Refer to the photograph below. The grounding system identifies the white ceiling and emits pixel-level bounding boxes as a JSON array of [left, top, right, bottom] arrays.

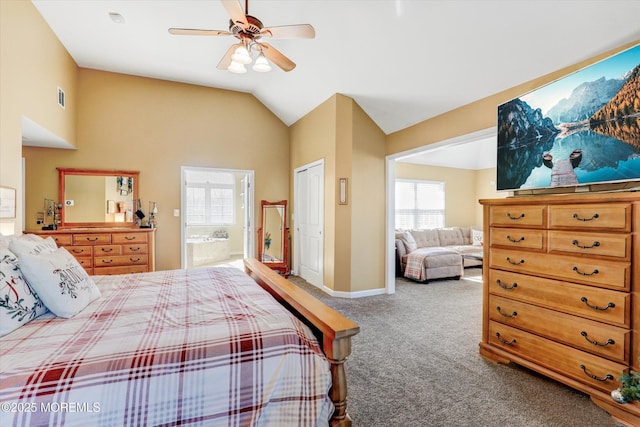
[[30, 0, 640, 168]]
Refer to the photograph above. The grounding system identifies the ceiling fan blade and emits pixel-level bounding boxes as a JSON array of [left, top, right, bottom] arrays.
[[220, 0, 248, 29], [259, 42, 296, 72], [169, 28, 231, 36], [217, 43, 242, 70], [260, 24, 315, 39]]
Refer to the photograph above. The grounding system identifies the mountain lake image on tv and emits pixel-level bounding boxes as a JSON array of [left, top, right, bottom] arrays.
[[497, 44, 640, 192]]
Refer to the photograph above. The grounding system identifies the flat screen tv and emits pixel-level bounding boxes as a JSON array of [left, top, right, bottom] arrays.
[[496, 44, 640, 192]]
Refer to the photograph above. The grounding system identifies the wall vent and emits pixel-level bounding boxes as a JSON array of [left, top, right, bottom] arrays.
[[57, 87, 65, 109]]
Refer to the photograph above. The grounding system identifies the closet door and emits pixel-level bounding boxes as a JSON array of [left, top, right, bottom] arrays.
[[296, 161, 324, 288]]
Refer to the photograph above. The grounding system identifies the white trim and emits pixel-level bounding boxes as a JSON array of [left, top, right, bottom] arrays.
[[385, 127, 496, 295], [319, 286, 387, 299]]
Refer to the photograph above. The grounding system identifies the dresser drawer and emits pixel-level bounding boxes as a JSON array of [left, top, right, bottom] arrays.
[[73, 233, 111, 245], [94, 254, 148, 268], [490, 248, 630, 290], [94, 265, 148, 275], [489, 269, 630, 327], [94, 245, 122, 256], [44, 234, 72, 246], [66, 245, 93, 258], [121, 243, 148, 255], [549, 230, 631, 259], [111, 232, 148, 244], [489, 321, 626, 394], [490, 205, 547, 228], [549, 203, 631, 231], [490, 228, 545, 250], [74, 257, 93, 269], [489, 295, 629, 363]]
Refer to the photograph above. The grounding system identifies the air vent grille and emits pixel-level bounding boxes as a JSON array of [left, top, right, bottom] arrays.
[[57, 87, 65, 109]]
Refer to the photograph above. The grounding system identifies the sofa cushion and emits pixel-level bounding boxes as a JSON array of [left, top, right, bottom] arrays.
[[410, 229, 440, 248], [437, 228, 465, 246], [396, 231, 418, 253]]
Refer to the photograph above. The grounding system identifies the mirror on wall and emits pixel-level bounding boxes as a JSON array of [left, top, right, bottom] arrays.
[[257, 200, 289, 276], [58, 168, 139, 228]]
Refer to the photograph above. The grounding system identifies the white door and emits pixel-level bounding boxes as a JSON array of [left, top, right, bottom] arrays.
[[295, 161, 324, 287]]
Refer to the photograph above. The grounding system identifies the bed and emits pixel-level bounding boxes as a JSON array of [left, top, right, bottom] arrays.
[[0, 253, 359, 427]]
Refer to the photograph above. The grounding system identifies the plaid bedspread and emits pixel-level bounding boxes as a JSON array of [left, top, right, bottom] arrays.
[[0, 267, 332, 427]]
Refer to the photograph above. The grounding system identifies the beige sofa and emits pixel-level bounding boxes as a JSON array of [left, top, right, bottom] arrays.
[[395, 226, 483, 282]]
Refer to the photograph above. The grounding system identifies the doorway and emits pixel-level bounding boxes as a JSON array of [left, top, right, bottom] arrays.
[[180, 167, 254, 269], [294, 160, 324, 287]]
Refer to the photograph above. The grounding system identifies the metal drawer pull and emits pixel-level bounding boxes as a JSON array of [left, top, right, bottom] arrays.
[[506, 257, 525, 265], [496, 279, 517, 290], [573, 213, 599, 221], [130, 258, 141, 262], [101, 248, 113, 252], [101, 259, 113, 264], [125, 236, 136, 240], [580, 331, 615, 347], [72, 249, 84, 254], [572, 239, 600, 249], [496, 306, 517, 318], [495, 332, 516, 345], [580, 297, 615, 311], [86, 237, 99, 242], [579, 364, 613, 382], [129, 247, 141, 252], [506, 235, 525, 243], [506, 212, 525, 220], [573, 266, 599, 276]]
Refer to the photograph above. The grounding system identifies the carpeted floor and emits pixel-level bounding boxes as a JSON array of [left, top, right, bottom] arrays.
[[289, 268, 623, 427]]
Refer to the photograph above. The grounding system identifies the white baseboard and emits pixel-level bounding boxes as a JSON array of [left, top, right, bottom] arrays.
[[320, 285, 386, 299]]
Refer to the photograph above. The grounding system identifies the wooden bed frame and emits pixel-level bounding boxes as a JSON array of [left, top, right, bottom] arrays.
[[244, 258, 360, 427]]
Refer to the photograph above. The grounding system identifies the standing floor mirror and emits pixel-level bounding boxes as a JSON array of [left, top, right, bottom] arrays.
[[257, 200, 289, 276]]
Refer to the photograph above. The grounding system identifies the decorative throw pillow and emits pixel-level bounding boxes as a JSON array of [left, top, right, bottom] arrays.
[[398, 231, 418, 253], [0, 248, 48, 336], [9, 234, 58, 259], [18, 247, 101, 318], [472, 229, 484, 246]]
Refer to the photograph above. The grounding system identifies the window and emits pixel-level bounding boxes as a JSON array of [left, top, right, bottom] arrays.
[[185, 169, 235, 225], [395, 179, 445, 229]]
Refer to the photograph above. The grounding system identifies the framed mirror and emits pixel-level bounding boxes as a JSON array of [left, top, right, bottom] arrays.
[[58, 168, 139, 228], [257, 200, 289, 276]]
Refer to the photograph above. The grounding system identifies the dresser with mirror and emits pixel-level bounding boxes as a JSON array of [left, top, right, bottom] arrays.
[[28, 168, 156, 275]]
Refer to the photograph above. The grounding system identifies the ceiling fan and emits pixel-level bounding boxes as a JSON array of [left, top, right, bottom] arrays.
[[168, 0, 315, 73]]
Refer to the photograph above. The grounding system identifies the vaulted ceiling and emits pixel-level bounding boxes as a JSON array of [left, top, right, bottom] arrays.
[[31, 0, 640, 168]]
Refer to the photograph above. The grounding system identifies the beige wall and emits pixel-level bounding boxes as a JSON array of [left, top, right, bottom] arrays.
[[395, 163, 504, 227], [0, 1, 77, 233], [23, 69, 289, 271], [290, 94, 386, 293]]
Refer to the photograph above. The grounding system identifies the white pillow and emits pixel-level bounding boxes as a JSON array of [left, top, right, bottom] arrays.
[[18, 247, 101, 318], [0, 248, 48, 336], [9, 234, 58, 258], [472, 229, 484, 246]]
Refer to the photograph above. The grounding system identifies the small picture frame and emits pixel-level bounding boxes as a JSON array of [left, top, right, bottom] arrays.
[[106, 200, 116, 214], [338, 178, 348, 205], [0, 186, 16, 219]]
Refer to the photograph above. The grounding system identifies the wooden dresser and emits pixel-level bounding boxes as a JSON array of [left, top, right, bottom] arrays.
[[28, 228, 156, 275], [480, 192, 639, 426]]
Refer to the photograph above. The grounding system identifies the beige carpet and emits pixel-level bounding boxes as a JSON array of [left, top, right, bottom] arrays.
[[289, 268, 623, 427]]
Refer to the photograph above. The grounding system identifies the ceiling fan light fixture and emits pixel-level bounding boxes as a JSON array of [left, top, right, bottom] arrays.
[[227, 60, 247, 74], [252, 54, 271, 72], [231, 45, 252, 65]]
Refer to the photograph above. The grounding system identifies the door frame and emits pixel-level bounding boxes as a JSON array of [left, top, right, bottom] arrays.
[[293, 159, 324, 283], [180, 166, 255, 269]]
